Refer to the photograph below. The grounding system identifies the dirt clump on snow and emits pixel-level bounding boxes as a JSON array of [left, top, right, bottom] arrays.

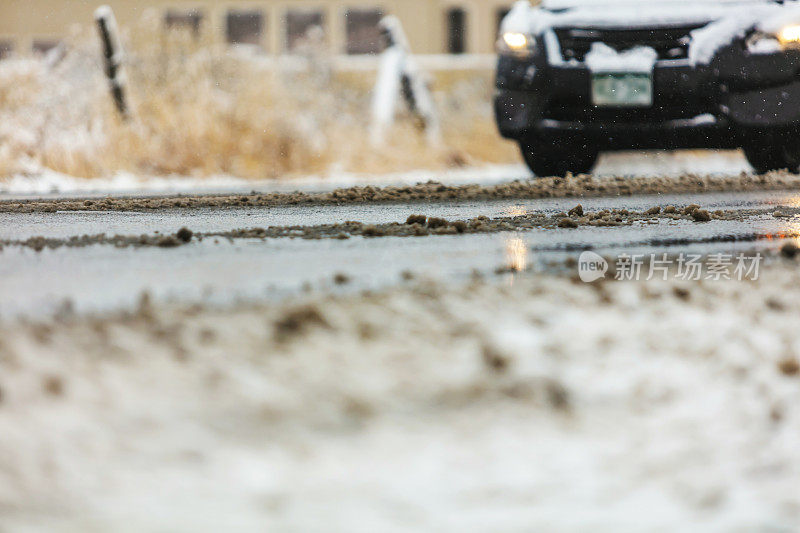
[[405, 214, 427, 225], [42, 375, 65, 397], [673, 286, 691, 301], [176, 227, 194, 243], [558, 218, 579, 228], [778, 357, 800, 376], [568, 204, 584, 217], [780, 241, 800, 259], [156, 235, 182, 248], [361, 225, 385, 237], [426, 217, 449, 229], [273, 304, 330, 342], [691, 209, 712, 222], [481, 344, 511, 374]]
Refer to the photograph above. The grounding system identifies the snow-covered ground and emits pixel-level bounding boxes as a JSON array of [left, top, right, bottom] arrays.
[[0, 150, 753, 198], [1, 265, 799, 531], [0, 164, 529, 198]]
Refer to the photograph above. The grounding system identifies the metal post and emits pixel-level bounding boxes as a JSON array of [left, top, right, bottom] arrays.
[[95, 5, 129, 118], [371, 16, 441, 146]]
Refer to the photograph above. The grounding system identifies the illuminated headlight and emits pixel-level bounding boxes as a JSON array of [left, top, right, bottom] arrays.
[[747, 26, 800, 54], [778, 25, 800, 47], [498, 32, 536, 57]]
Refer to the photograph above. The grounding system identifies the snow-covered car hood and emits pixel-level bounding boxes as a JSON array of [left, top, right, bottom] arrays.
[[527, 1, 777, 30], [501, 0, 800, 65]]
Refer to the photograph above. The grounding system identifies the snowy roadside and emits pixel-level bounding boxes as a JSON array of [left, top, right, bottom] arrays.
[[0, 164, 529, 199], [0, 151, 753, 199], [1, 263, 799, 531]]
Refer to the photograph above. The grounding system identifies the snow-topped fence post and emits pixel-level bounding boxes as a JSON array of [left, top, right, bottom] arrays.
[[95, 5, 129, 118], [370, 16, 441, 146]]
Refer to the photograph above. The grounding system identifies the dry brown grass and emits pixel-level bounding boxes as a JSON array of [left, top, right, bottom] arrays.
[[0, 18, 516, 181]]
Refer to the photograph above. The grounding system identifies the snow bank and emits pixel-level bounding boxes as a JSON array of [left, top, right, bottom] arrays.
[[0, 164, 532, 198], [2, 266, 800, 530]]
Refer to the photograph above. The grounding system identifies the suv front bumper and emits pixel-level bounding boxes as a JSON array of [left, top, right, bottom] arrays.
[[495, 53, 800, 150]]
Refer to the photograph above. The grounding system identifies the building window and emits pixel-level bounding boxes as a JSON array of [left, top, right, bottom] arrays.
[[165, 9, 204, 35], [0, 41, 13, 60], [285, 10, 326, 53], [446, 7, 467, 54], [496, 7, 511, 35], [226, 10, 264, 46], [32, 40, 60, 55], [345, 9, 384, 55]]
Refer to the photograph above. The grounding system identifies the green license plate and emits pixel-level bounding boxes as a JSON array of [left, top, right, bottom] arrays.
[[591, 73, 653, 107]]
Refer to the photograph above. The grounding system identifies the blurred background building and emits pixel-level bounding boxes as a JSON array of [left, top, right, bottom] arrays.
[[0, 0, 519, 59]]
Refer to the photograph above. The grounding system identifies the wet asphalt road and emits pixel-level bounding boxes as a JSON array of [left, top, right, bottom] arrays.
[[2, 187, 800, 319]]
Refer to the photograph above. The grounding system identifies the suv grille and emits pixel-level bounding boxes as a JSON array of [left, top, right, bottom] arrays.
[[554, 25, 708, 62]]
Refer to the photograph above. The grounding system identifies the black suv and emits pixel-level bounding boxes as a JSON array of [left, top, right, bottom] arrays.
[[494, 0, 800, 176]]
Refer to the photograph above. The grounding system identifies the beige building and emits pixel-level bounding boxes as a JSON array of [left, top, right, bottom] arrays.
[[0, 0, 517, 59]]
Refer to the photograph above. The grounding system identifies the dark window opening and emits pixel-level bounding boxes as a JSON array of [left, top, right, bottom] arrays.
[[345, 9, 384, 55], [32, 40, 60, 55], [496, 7, 511, 35], [165, 9, 204, 34], [226, 10, 264, 46], [0, 41, 13, 60], [286, 10, 326, 53], [447, 7, 467, 54]]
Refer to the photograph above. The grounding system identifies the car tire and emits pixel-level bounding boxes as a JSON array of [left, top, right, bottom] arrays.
[[743, 138, 800, 175], [519, 139, 598, 177]]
